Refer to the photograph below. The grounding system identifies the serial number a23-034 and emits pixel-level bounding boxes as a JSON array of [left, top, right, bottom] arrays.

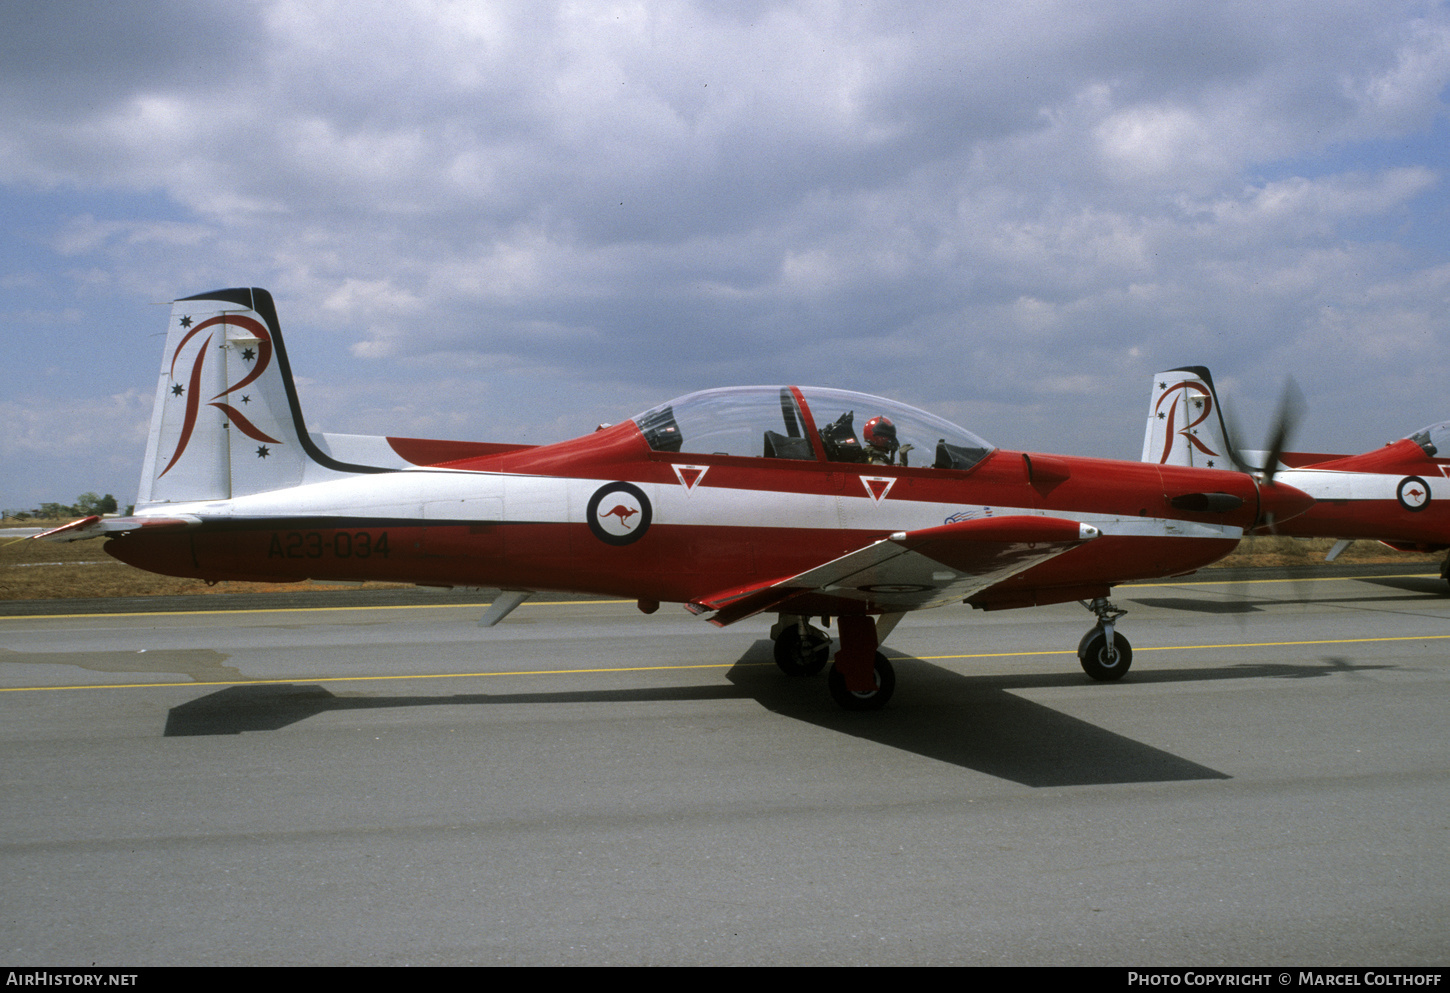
[[267, 530, 391, 560]]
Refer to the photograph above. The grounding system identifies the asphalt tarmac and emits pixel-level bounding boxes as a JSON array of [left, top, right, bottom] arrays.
[[1, 569, 1447, 966]]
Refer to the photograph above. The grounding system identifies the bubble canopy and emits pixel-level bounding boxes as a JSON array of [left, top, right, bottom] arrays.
[[1410, 421, 1450, 457], [631, 386, 995, 471]]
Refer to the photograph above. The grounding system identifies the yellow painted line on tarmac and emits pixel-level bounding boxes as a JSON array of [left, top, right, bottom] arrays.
[[0, 598, 636, 621]]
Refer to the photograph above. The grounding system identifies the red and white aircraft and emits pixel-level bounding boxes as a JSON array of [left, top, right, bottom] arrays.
[[38, 290, 1314, 709], [1144, 366, 1450, 579]]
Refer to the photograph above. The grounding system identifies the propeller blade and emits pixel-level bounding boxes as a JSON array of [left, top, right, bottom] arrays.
[[1220, 400, 1252, 473], [1260, 378, 1306, 484], [1253, 377, 1308, 533]]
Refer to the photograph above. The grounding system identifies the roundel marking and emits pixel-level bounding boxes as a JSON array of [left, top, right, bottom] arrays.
[[587, 481, 653, 545], [1397, 475, 1431, 512]]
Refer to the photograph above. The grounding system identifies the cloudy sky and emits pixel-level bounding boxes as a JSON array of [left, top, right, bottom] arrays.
[[2, 0, 1448, 512]]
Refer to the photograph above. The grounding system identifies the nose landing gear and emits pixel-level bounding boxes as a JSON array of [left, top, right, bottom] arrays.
[[1078, 597, 1131, 681]]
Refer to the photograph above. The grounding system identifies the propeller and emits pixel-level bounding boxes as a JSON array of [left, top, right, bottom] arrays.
[[1256, 378, 1307, 486], [1220, 377, 1307, 527], [1211, 378, 1312, 627]]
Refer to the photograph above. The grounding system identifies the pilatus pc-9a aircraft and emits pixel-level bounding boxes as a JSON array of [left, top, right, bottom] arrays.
[[38, 289, 1314, 709], [1144, 366, 1450, 584]]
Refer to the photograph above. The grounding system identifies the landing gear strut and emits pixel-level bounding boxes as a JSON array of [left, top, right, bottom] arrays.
[[1078, 596, 1132, 681], [827, 614, 895, 710]]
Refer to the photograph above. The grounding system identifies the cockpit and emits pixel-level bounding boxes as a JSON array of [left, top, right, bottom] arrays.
[[631, 386, 994, 471], [1410, 421, 1450, 457]]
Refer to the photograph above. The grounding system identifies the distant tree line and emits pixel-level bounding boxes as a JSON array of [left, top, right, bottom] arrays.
[[3, 493, 132, 521]]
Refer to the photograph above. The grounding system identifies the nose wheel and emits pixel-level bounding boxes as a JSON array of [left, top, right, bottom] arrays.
[[1078, 627, 1132, 680], [1078, 597, 1132, 681]]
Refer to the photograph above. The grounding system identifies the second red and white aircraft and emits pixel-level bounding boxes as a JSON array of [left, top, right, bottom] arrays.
[[1144, 366, 1450, 582]]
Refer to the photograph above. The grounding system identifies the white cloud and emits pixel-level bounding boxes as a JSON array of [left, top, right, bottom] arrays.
[[2, 0, 1450, 506]]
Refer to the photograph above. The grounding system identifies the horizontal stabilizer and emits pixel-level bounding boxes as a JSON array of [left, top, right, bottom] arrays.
[[689, 515, 1098, 626], [32, 515, 200, 543]]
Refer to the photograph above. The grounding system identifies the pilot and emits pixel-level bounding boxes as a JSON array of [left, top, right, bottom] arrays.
[[864, 416, 900, 465], [864, 415, 917, 467]]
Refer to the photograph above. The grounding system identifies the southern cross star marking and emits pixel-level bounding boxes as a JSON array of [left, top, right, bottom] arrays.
[[1158, 381, 1165, 389], [179, 316, 192, 328], [256, 446, 270, 459], [1158, 412, 1165, 419], [242, 347, 255, 361], [171, 384, 184, 397], [241, 395, 251, 404], [1207, 460, 1216, 467]]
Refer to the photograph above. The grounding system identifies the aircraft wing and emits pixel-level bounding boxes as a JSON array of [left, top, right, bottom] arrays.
[[687, 515, 1099, 626]]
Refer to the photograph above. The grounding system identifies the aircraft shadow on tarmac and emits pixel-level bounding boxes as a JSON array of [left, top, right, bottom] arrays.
[[163, 641, 1390, 788], [1129, 575, 1450, 615]]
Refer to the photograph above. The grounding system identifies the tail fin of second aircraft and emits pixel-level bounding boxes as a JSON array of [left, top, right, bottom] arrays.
[[136, 287, 391, 507], [1141, 366, 1240, 470]]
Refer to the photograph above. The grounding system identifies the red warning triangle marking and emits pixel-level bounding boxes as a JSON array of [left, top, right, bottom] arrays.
[[673, 464, 710, 491], [861, 476, 895, 502]]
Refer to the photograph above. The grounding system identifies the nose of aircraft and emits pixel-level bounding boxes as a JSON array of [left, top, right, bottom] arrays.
[[1256, 478, 1315, 528]]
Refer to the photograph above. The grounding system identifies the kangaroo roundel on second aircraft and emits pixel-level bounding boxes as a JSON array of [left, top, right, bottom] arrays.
[[588, 482, 653, 545]]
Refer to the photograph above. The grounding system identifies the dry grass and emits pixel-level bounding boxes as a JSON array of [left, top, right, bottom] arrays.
[[1208, 535, 1441, 570], [2, 517, 1442, 601]]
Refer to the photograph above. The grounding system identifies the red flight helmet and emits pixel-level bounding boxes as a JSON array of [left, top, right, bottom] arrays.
[[864, 415, 898, 450]]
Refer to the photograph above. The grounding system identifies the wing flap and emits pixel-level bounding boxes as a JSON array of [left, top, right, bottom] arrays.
[[690, 515, 1099, 626]]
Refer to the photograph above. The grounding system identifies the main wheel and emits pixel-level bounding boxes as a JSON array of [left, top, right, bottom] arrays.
[[774, 625, 831, 676], [1078, 628, 1132, 681], [828, 652, 896, 710]]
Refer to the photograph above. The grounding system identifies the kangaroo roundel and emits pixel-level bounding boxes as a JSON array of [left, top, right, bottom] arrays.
[[588, 482, 653, 545], [1397, 475, 1431, 511]]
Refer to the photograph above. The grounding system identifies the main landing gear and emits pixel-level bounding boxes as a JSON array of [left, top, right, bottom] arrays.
[[1078, 596, 1132, 681], [769, 616, 831, 676], [770, 613, 898, 710], [769, 598, 1134, 710]]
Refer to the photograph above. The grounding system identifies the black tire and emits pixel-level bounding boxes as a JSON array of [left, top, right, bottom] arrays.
[[828, 652, 896, 710], [1078, 628, 1132, 681], [774, 626, 831, 676]]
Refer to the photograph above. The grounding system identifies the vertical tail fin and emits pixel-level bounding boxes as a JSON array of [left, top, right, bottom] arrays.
[[1142, 366, 1238, 469], [137, 287, 388, 508]]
